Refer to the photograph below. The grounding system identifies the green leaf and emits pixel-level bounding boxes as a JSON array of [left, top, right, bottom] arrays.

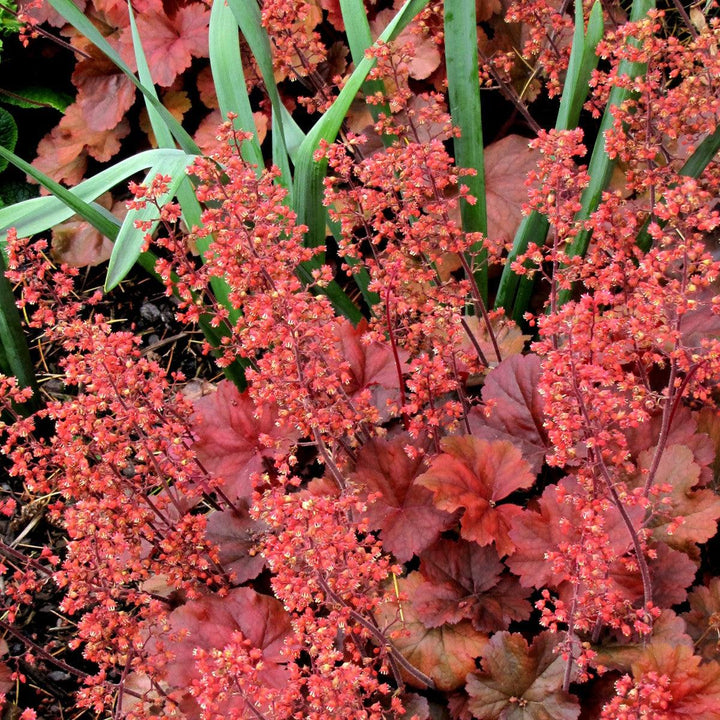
[[678, 123, 720, 180], [555, 0, 603, 131], [209, 0, 264, 169], [557, 0, 655, 306], [0, 149, 193, 239], [0, 251, 38, 403], [126, 2, 205, 278], [0, 179, 37, 209], [294, 0, 430, 251], [289, 0, 428, 320], [225, 0, 304, 193], [0, 86, 73, 112], [339, 0, 392, 123], [0, 107, 18, 173], [106, 153, 196, 290], [0, 144, 120, 241], [445, 0, 487, 301], [128, 2, 174, 150], [495, 0, 605, 319]]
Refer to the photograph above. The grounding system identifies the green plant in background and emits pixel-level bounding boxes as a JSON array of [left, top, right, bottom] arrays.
[[0, 1, 19, 49]]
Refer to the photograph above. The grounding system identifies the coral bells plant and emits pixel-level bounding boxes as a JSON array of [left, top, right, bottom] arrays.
[[0, 0, 720, 718]]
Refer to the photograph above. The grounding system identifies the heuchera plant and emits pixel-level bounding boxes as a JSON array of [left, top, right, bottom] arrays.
[[0, 0, 719, 718]]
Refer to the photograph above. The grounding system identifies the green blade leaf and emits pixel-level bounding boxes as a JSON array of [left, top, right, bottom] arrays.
[[494, 211, 549, 319], [0, 149, 194, 239], [556, 0, 655, 306], [294, 0, 430, 250], [495, 0, 605, 318], [210, 0, 264, 169], [445, 0, 487, 301], [106, 154, 196, 290], [339, 0, 392, 123], [126, 1, 207, 281], [556, 0, 604, 131], [225, 0, 305, 191], [289, 0, 428, 320], [0, 251, 38, 402], [128, 2, 174, 150], [0, 144, 120, 240]]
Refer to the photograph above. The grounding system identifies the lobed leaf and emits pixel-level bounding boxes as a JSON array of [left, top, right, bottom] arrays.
[[47, 0, 200, 154], [190, 381, 300, 501], [684, 578, 720, 661], [159, 587, 294, 689], [638, 444, 720, 552], [626, 643, 720, 720], [479, 353, 548, 472], [507, 479, 645, 590], [415, 539, 531, 631], [334, 318, 406, 421], [350, 434, 457, 562], [592, 609, 693, 672], [417, 436, 535, 556], [466, 631, 580, 720], [375, 571, 489, 691], [204, 501, 267, 583]]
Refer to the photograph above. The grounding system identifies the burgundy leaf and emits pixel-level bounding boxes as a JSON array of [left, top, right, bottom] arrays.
[[466, 631, 580, 720], [191, 380, 299, 501], [415, 539, 531, 631], [351, 434, 456, 561], [204, 502, 267, 583]]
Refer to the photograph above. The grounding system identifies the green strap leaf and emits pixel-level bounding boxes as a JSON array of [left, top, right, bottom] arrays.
[[495, 0, 606, 318], [289, 0, 429, 321], [209, 0, 265, 169], [339, 0, 392, 123], [556, 0, 655, 306], [126, 2, 202, 237], [294, 0, 430, 251], [128, 2, 174, 150], [556, 0, 604, 131], [0, 149, 194, 239], [225, 0, 305, 194], [106, 153, 196, 290], [445, 0, 488, 302], [0, 144, 121, 241], [0, 251, 38, 403]]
